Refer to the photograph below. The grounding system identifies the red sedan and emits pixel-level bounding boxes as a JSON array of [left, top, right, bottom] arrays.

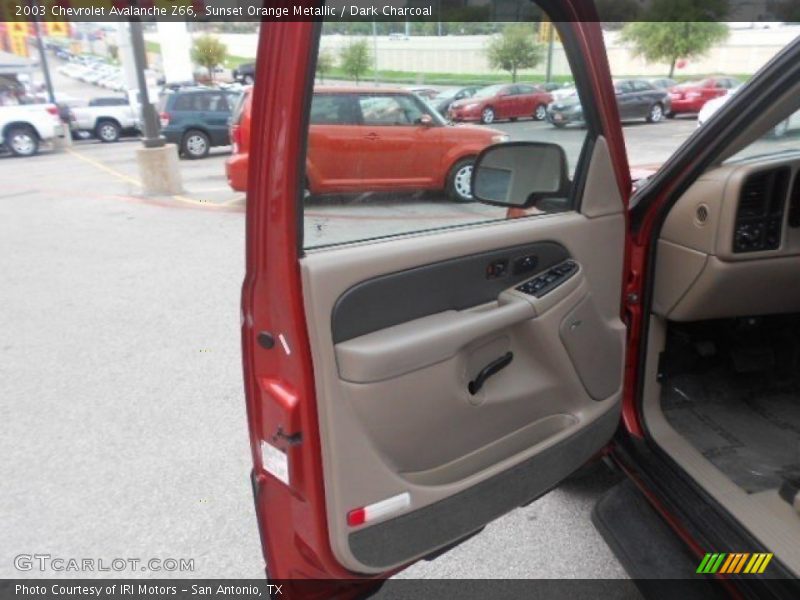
[[668, 76, 740, 116], [448, 83, 553, 124]]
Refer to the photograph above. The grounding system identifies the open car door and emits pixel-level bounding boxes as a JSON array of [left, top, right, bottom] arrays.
[[242, 2, 631, 594]]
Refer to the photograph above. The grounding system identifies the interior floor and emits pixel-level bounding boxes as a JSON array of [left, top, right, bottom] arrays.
[[659, 316, 800, 495]]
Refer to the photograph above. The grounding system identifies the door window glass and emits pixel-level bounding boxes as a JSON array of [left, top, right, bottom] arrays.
[[207, 94, 228, 112], [172, 94, 195, 111], [302, 14, 591, 249], [614, 81, 633, 94], [359, 95, 425, 126], [310, 94, 359, 125]]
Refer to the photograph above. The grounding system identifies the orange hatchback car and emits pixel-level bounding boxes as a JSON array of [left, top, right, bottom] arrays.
[[226, 87, 509, 202]]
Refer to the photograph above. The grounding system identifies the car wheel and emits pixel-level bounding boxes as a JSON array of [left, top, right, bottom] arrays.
[[243, 75, 255, 85], [646, 103, 664, 123], [551, 121, 567, 129], [534, 104, 547, 121], [181, 130, 210, 159], [95, 120, 120, 143], [6, 125, 39, 157], [480, 107, 495, 124], [771, 119, 790, 138], [447, 158, 475, 203]]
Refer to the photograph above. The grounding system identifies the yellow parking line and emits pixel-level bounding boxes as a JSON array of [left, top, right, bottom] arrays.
[[67, 147, 141, 187], [221, 195, 246, 207], [67, 147, 215, 207]]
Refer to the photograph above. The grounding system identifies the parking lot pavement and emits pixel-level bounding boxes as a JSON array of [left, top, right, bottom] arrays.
[[69, 138, 241, 207], [0, 172, 262, 579]]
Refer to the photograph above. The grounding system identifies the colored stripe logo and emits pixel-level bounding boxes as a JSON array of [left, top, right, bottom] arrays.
[[697, 552, 773, 574]]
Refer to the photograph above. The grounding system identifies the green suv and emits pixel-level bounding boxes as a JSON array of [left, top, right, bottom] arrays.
[[157, 88, 241, 159]]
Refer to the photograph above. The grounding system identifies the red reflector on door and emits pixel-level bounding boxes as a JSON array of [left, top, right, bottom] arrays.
[[347, 492, 411, 527], [346, 508, 366, 527]]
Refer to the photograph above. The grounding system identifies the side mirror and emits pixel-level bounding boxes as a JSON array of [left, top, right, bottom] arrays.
[[471, 142, 570, 209], [418, 114, 434, 126]]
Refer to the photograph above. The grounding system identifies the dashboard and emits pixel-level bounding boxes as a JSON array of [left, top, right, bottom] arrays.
[[653, 154, 800, 321]]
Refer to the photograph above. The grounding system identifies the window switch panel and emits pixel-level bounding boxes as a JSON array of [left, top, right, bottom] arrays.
[[515, 260, 578, 298]]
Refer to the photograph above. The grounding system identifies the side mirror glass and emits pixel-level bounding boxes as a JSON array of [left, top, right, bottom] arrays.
[[471, 142, 570, 209]]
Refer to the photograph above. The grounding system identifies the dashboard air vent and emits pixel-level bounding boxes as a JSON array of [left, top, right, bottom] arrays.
[[789, 172, 800, 228], [733, 167, 790, 253]]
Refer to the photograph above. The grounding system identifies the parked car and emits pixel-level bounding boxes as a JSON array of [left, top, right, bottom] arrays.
[[550, 85, 578, 100], [448, 83, 554, 124], [157, 88, 241, 158], [698, 85, 800, 137], [0, 103, 63, 156], [69, 96, 139, 143], [668, 76, 741, 116], [540, 81, 566, 92], [547, 78, 670, 127], [53, 95, 87, 136], [53, 47, 72, 61], [226, 86, 509, 201], [646, 77, 678, 90], [406, 87, 439, 100], [232, 62, 255, 85], [429, 86, 481, 116]]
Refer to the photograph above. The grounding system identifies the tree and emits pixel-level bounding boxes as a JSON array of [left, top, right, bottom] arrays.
[[191, 35, 228, 82], [316, 50, 335, 83], [619, 0, 730, 78], [620, 22, 729, 78], [106, 43, 119, 62], [339, 40, 371, 84], [485, 24, 544, 82]]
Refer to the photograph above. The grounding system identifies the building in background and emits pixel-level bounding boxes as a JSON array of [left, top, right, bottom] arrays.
[[0, 21, 71, 58]]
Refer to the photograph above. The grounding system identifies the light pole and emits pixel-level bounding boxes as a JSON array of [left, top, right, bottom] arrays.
[[128, 18, 164, 148], [372, 20, 378, 84], [30, 1, 55, 103]]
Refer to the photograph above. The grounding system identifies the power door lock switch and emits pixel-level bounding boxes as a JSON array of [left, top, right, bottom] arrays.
[[486, 258, 509, 279], [513, 255, 538, 275]]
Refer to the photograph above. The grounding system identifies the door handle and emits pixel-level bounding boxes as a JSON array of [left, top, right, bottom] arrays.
[[364, 132, 379, 140], [469, 352, 513, 395]]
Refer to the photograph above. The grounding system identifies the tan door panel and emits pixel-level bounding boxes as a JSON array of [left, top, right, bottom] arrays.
[[300, 138, 626, 574]]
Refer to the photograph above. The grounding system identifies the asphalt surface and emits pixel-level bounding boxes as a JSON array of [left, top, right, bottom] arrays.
[[0, 67, 701, 586]]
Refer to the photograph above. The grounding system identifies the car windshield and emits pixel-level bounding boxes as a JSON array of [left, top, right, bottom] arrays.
[[473, 85, 505, 98]]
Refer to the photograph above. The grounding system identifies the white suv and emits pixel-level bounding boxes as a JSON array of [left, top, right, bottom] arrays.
[[0, 104, 64, 157]]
